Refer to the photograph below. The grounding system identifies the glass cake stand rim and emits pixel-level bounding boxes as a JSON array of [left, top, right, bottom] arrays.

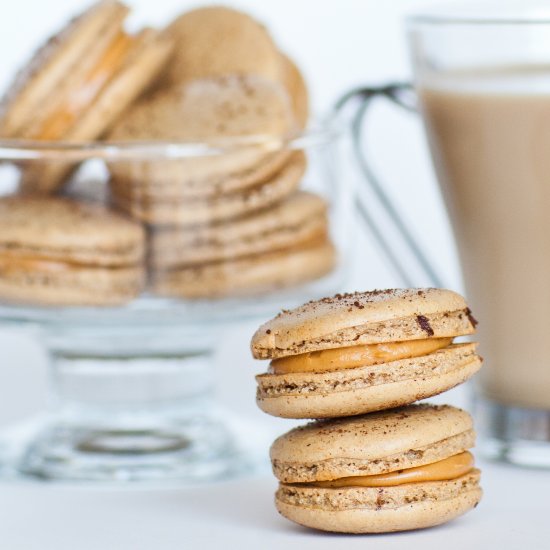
[[0, 116, 346, 161]]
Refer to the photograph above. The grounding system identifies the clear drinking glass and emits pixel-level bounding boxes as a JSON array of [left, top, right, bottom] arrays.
[[351, 3, 550, 467], [0, 119, 355, 481]]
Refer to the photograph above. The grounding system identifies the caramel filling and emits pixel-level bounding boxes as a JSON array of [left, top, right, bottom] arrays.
[[0, 254, 127, 272], [308, 452, 474, 488], [270, 337, 453, 374], [33, 31, 134, 140]]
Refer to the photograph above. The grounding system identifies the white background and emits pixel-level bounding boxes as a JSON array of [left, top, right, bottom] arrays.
[[0, 1, 547, 549]]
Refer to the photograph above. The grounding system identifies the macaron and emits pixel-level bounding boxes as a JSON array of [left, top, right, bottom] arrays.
[[107, 74, 297, 225], [112, 150, 305, 227], [151, 238, 336, 300], [110, 148, 293, 201], [252, 288, 481, 418], [157, 6, 308, 128], [149, 191, 328, 268], [160, 6, 281, 86], [0, 197, 145, 306], [0, 0, 172, 193], [271, 404, 482, 533], [159, 7, 308, 129]]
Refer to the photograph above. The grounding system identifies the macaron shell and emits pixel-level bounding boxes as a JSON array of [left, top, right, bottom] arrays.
[[275, 470, 482, 533], [112, 151, 306, 227], [161, 6, 281, 85], [252, 289, 476, 359], [149, 191, 328, 268], [151, 239, 336, 299], [254, 309, 476, 360], [109, 149, 293, 200], [108, 74, 294, 141], [0, 196, 145, 306], [0, 197, 145, 266], [256, 343, 482, 419], [107, 74, 296, 211], [280, 53, 309, 129], [0, 263, 144, 307], [0, 0, 129, 138], [270, 404, 474, 483]]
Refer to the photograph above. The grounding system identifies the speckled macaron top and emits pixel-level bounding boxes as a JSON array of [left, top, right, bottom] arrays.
[[161, 6, 281, 86], [108, 73, 295, 141], [0, 196, 145, 266], [270, 404, 475, 483], [251, 288, 476, 359]]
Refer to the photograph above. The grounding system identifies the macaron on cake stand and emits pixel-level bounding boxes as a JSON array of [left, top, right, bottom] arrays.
[[0, 122, 354, 481]]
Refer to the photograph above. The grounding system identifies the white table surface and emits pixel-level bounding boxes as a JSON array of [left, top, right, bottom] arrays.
[[0, 459, 547, 550]]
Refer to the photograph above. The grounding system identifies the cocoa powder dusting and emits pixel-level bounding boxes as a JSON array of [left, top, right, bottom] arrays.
[[416, 315, 435, 336], [465, 308, 478, 328]]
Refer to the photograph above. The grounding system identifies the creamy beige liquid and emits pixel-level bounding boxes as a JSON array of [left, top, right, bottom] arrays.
[[420, 69, 550, 409]]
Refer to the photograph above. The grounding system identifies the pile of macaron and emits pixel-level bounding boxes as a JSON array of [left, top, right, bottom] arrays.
[[0, 1, 334, 307], [251, 288, 483, 533]]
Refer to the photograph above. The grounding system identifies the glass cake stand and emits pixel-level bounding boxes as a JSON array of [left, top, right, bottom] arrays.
[[0, 118, 356, 481]]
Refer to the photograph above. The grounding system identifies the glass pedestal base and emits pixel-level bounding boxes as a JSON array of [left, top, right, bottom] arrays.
[[0, 277, 352, 482], [475, 397, 550, 468], [0, 324, 264, 482], [17, 411, 251, 482]]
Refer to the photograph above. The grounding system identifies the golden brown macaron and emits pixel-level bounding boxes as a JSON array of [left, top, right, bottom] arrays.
[[160, 6, 281, 86], [159, 7, 309, 128], [148, 191, 335, 299], [0, 196, 145, 306], [271, 404, 482, 533], [108, 74, 299, 226], [105, 10, 308, 226], [151, 238, 336, 300], [111, 151, 306, 227], [252, 288, 481, 418], [0, 0, 172, 194], [148, 191, 328, 268], [109, 148, 293, 201], [0, 1, 129, 139]]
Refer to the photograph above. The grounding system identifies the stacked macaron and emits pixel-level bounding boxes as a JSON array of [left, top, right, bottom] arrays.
[[106, 6, 335, 298], [0, 197, 145, 306], [251, 288, 483, 533]]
